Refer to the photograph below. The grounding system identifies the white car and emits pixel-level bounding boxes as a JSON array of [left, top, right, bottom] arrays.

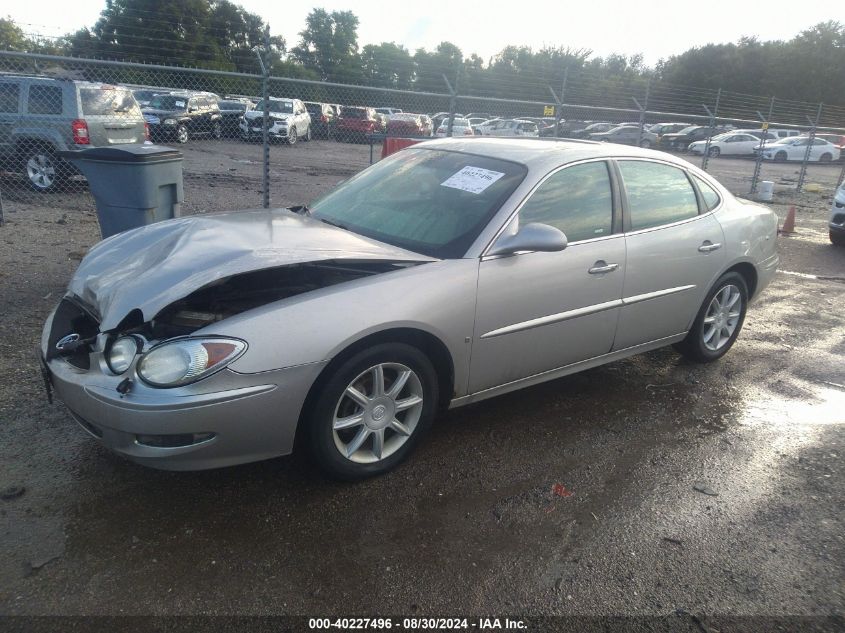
[[474, 119, 503, 135], [758, 137, 840, 162], [688, 132, 775, 157], [486, 119, 539, 138], [831, 180, 845, 246], [435, 118, 476, 137], [240, 97, 312, 144]]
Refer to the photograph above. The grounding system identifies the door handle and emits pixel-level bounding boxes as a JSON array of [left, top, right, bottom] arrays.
[[698, 241, 722, 253], [588, 262, 619, 274]]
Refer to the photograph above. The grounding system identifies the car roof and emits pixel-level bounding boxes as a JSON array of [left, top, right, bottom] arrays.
[[412, 137, 686, 170]]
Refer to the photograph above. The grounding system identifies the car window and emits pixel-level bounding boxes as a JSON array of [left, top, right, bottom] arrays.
[[813, 139, 827, 146], [27, 85, 63, 115], [0, 82, 20, 113], [619, 161, 699, 231], [518, 161, 613, 243], [80, 88, 139, 116], [692, 174, 720, 211], [309, 148, 527, 259]]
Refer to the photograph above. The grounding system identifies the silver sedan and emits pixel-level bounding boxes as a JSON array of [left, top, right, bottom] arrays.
[[40, 138, 779, 479]]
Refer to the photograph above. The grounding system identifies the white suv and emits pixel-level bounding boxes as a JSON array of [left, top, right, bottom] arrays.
[[240, 97, 311, 144]]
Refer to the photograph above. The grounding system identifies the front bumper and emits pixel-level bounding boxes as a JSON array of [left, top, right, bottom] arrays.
[[41, 308, 326, 471], [240, 120, 290, 139]]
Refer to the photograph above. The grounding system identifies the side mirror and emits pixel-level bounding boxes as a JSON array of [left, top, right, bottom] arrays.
[[488, 222, 568, 256]]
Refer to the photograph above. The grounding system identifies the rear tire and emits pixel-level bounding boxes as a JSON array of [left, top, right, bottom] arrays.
[[639, 139, 652, 149], [306, 343, 438, 480], [23, 146, 62, 193], [819, 153, 832, 163], [674, 272, 749, 363]]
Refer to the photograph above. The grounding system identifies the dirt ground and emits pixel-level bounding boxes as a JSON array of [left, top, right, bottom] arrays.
[[0, 139, 843, 629]]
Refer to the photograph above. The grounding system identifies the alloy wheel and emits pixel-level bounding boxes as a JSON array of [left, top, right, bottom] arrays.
[[332, 362, 424, 464], [26, 153, 56, 191], [702, 284, 743, 351]]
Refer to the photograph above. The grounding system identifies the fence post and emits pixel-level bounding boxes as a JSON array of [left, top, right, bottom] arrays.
[[750, 97, 775, 195], [443, 73, 458, 137], [0, 185, 4, 227], [796, 103, 823, 194], [253, 29, 271, 209], [556, 68, 568, 137], [636, 78, 650, 146], [700, 88, 721, 171]]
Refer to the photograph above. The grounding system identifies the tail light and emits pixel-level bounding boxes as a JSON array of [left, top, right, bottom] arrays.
[[72, 119, 90, 145], [144, 122, 150, 141]]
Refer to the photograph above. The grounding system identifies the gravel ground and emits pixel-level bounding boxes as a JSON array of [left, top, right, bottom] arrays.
[[0, 139, 843, 629]]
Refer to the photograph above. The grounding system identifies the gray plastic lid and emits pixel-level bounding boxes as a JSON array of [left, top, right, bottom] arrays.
[[60, 144, 182, 163]]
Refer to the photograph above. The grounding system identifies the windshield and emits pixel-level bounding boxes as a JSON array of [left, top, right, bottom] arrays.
[[81, 88, 140, 116], [677, 126, 699, 134], [148, 95, 189, 111], [132, 90, 157, 101], [342, 107, 370, 119], [254, 99, 293, 113], [309, 148, 527, 258], [586, 123, 608, 130]]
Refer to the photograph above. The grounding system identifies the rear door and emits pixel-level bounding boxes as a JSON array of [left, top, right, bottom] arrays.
[[613, 159, 725, 350], [470, 160, 625, 392], [0, 80, 21, 152], [79, 86, 146, 146]]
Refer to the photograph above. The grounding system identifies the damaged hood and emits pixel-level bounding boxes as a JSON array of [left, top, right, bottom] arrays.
[[69, 209, 435, 331]]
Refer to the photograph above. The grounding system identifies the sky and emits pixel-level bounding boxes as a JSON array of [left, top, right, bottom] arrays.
[[6, 0, 838, 66]]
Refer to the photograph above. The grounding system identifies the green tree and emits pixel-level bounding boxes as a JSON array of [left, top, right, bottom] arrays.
[[291, 9, 362, 83], [361, 42, 413, 89], [0, 16, 29, 51]]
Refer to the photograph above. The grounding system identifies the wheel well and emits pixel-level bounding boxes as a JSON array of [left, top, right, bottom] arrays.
[[725, 262, 758, 298], [295, 328, 456, 447], [15, 138, 57, 158]]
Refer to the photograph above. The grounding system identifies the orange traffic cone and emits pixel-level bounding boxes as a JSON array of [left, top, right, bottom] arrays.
[[779, 206, 796, 235]]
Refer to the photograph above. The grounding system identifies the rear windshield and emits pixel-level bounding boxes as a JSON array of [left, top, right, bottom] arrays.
[[81, 88, 140, 116], [148, 95, 189, 110], [342, 108, 369, 119], [254, 100, 293, 113], [309, 148, 527, 258], [219, 101, 248, 111]]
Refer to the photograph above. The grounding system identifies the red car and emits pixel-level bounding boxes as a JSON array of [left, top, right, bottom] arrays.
[[336, 106, 380, 142], [386, 113, 429, 137]]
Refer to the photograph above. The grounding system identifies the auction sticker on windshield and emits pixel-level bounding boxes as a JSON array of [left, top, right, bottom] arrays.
[[441, 166, 505, 194]]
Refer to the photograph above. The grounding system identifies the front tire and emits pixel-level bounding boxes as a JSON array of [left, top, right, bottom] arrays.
[[211, 121, 222, 139], [831, 230, 845, 246], [304, 125, 312, 141], [176, 125, 189, 144], [287, 127, 298, 145], [775, 151, 787, 162], [674, 272, 749, 363], [708, 146, 721, 157], [306, 343, 438, 480]]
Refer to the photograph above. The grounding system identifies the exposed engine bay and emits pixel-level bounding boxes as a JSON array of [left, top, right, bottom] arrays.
[[145, 259, 420, 338]]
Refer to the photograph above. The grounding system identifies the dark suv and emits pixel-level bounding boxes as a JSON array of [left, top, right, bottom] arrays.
[[0, 75, 147, 191], [304, 102, 335, 139], [143, 92, 223, 143], [217, 99, 254, 137]]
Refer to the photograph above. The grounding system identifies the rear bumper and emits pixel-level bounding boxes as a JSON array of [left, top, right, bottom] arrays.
[[755, 252, 779, 301]]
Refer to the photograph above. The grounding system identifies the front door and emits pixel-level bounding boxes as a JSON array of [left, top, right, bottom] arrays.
[[470, 160, 625, 393], [613, 160, 726, 350]]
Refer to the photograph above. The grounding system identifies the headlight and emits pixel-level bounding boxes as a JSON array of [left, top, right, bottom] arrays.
[[107, 336, 141, 374], [164, 118, 176, 125], [137, 338, 246, 388]]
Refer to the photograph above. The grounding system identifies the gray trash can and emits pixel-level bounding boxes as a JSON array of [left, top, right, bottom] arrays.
[[60, 144, 183, 238]]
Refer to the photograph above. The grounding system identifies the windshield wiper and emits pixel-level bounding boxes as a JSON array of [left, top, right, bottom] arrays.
[[288, 205, 310, 215]]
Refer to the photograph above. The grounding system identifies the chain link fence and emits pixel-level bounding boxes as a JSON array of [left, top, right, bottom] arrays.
[[1, 49, 843, 227]]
